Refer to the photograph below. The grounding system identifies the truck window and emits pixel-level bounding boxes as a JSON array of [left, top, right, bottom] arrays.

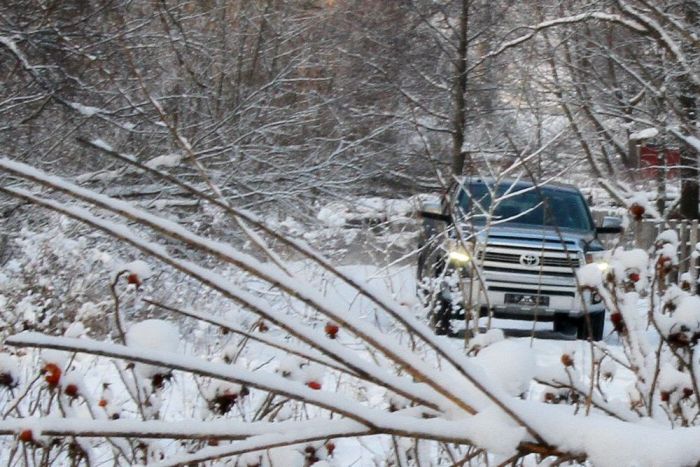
[[457, 182, 593, 231]]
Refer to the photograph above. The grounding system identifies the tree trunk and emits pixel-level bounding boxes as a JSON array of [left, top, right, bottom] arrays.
[[451, 0, 470, 176], [679, 0, 699, 219]]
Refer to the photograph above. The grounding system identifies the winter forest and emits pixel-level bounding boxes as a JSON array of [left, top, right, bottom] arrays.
[[1, 0, 700, 466]]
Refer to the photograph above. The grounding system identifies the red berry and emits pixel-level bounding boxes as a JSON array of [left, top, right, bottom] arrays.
[[683, 387, 694, 399], [304, 446, 319, 464], [629, 203, 645, 220], [326, 441, 336, 456], [629, 272, 640, 283], [661, 391, 671, 402], [98, 399, 108, 408], [324, 322, 339, 339], [43, 363, 61, 387], [127, 273, 141, 286], [560, 353, 574, 367], [19, 429, 33, 443], [307, 381, 322, 390], [610, 312, 625, 333], [64, 384, 79, 398]]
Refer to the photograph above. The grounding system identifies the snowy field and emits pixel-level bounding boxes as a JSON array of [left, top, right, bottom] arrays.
[[0, 190, 697, 466], [0, 255, 640, 466]]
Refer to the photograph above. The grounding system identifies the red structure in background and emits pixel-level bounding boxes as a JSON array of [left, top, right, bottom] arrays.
[[639, 144, 680, 179]]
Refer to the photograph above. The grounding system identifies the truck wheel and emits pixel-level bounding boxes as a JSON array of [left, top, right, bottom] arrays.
[[417, 252, 454, 336], [429, 296, 452, 336], [553, 315, 578, 338], [421, 277, 453, 336], [416, 220, 457, 336], [577, 311, 605, 341]]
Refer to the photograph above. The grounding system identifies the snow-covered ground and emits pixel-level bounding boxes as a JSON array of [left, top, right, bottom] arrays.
[[1, 255, 640, 466], [1, 185, 697, 466]]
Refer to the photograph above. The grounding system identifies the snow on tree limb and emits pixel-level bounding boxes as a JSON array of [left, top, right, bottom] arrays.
[[615, 0, 700, 87], [669, 128, 700, 153], [142, 298, 356, 375], [0, 416, 367, 441], [72, 141, 550, 442], [0, 183, 447, 413], [0, 157, 561, 444], [4, 155, 700, 464], [3, 2, 700, 465], [482, 12, 645, 61], [4, 332, 397, 426], [3, 333, 530, 454]]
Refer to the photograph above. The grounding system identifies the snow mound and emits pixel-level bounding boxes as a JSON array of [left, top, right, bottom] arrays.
[[629, 127, 659, 140], [468, 406, 526, 456], [475, 339, 535, 397], [70, 102, 102, 116], [145, 153, 182, 169], [467, 328, 504, 354], [122, 260, 152, 279], [657, 229, 679, 246], [612, 248, 648, 271], [64, 321, 86, 338], [126, 319, 179, 377], [577, 263, 603, 288], [317, 204, 348, 227]]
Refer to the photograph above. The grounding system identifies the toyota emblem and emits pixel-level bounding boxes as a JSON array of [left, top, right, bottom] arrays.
[[519, 254, 540, 267]]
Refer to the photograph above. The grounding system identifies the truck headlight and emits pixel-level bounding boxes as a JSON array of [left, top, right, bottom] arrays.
[[446, 240, 473, 267], [448, 248, 471, 265], [585, 251, 609, 271]]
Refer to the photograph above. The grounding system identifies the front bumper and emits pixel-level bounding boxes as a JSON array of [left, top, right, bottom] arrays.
[[456, 270, 604, 319]]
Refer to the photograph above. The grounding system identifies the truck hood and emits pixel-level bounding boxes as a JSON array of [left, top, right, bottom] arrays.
[[467, 224, 601, 252]]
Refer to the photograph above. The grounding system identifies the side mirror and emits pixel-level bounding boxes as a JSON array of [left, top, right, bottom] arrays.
[[419, 210, 452, 223], [596, 216, 623, 234], [418, 197, 452, 224]]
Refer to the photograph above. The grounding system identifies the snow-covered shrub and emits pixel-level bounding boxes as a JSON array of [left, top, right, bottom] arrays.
[[0, 217, 113, 340], [4, 159, 700, 466]]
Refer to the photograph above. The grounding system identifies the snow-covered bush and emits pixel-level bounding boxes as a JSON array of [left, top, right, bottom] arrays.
[[0, 218, 113, 340], [3, 158, 700, 466]]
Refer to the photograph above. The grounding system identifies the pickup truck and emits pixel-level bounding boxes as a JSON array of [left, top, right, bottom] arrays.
[[417, 178, 621, 341]]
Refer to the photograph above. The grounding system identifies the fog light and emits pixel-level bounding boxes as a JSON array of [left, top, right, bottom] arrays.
[[448, 249, 471, 265]]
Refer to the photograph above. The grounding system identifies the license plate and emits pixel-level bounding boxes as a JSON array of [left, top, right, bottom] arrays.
[[504, 293, 549, 307]]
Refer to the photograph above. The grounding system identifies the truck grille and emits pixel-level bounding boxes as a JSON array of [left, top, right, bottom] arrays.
[[477, 243, 581, 277], [480, 251, 580, 268]]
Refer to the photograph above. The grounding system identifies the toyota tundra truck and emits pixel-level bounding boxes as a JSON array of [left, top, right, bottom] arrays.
[[416, 177, 621, 341]]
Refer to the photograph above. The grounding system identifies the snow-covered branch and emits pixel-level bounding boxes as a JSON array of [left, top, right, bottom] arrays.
[[483, 12, 645, 61], [0, 157, 554, 444]]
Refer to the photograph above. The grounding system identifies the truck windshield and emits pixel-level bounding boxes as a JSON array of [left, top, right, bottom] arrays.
[[457, 182, 593, 231]]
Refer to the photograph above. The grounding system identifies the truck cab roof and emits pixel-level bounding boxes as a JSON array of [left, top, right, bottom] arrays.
[[454, 177, 581, 194]]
